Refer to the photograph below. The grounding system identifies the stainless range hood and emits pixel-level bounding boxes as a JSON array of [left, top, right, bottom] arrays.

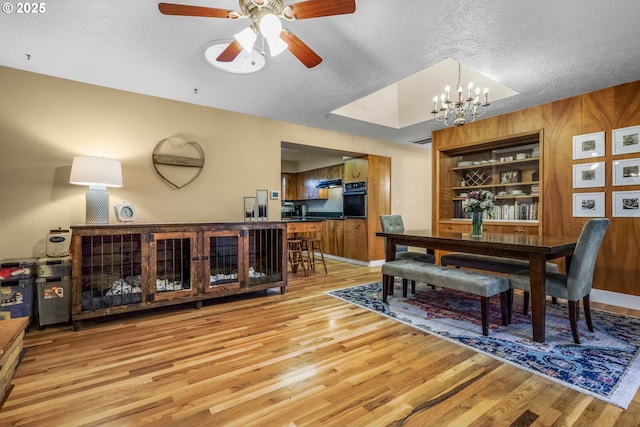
[[316, 179, 343, 189]]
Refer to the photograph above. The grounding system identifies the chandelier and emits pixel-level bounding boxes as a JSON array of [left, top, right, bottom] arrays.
[[431, 62, 490, 127]]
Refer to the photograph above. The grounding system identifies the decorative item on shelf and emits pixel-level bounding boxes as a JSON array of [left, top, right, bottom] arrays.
[[69, 156, 123, 224], [432, 62, 490, 127], [464, 169, 491, 187], [114, 202, 136, 223], [462, 189, 496, 237], [244, 196, 257, 221], [256, 189, 268, 221], [500, 170, 521, 184]]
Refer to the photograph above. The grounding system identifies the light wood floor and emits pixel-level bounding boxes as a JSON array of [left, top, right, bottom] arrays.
[[2, 259, 639, 426]]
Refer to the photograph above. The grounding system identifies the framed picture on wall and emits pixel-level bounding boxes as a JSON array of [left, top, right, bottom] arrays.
[[613, 125, 640, 155], [613, 158, 640, 186], [612, 190, 640, 217], [256, 189, 268, 221], [572, 192, 605, 217], [573, 162, 605, 188], [270, 190, 280, 200], [244, 197, 256, 222], [572, 131, 605, 159]]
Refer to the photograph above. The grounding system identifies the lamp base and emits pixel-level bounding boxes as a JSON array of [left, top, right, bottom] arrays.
[[86, 187, 110, 224]]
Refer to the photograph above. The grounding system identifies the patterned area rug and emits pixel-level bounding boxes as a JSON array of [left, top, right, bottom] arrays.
[[327, 281, 640, 409]]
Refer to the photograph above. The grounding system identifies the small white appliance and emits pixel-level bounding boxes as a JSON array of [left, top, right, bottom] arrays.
[[46, 229, 71, 257]]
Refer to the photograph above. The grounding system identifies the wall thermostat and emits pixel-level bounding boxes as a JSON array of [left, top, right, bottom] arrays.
[[114, 202, 136, 223]]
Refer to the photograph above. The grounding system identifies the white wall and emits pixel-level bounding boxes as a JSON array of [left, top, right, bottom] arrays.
[[0, 66, 431, 258]]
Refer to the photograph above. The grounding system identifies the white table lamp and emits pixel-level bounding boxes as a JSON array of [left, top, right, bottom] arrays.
[[70, 156, 123, 224]]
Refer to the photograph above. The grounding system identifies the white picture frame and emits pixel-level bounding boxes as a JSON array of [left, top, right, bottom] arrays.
[[613, 158, 640, 186], [612, 190, 640, 217], [572, 131, 605, 159], [573, 162, 605, 188], [270, 190, 280, 200], [572, 192, 605, 217], [613, 125, 640, 155]]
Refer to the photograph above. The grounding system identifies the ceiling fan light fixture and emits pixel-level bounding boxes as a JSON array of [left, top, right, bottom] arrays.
[[202, 41, 266, 74], [267, 35, 288, 56], [234, 26, 257, 52], [259, 13, 282, 38]]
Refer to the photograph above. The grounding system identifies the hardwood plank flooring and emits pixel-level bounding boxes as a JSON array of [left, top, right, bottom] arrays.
[[1, 259, 639, 426]]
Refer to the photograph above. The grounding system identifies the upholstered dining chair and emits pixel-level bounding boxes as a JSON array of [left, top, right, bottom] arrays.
[[380, 215, 435, 295], [379, 215, 435, 264], [508, 218, 610, 344]]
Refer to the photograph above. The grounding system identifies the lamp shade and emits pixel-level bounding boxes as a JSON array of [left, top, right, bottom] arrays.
[[70, 156, 122, 224], [69, 156, 122, 188]]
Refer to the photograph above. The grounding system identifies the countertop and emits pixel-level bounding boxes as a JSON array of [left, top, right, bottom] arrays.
[[281, 215, 346, 222]]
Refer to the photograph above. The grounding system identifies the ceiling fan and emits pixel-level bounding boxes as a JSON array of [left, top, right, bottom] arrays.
[[158, 0, 356, 68]]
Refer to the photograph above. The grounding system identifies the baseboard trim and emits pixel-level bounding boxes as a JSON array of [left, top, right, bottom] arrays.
[[591, 289, 640, 311]]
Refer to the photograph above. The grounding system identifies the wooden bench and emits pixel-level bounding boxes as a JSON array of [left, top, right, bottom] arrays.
[[381, 260, 509, 336], [440, 253, 560, 314]]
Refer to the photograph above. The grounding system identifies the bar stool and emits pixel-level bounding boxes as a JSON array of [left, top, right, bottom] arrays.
[[287, 238, 307, 276], [301, 236, 327, 274]]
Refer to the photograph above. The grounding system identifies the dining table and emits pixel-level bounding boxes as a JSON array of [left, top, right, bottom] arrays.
[[376, 228, 578, 343]]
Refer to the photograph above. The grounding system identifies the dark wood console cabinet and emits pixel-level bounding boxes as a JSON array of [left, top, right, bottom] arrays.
[[70, 222, 287, 329]]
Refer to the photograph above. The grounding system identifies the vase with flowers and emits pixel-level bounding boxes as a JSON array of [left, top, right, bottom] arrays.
[[462, 189, 497, 237]]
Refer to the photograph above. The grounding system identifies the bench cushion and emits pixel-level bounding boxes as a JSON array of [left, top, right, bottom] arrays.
[[395, 251, 436, 264], [382, 260, 509, 297], [440, 253, 559, 275]]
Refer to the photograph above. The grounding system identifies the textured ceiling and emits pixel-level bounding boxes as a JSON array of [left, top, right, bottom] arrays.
[[1, 0, 640, 147]]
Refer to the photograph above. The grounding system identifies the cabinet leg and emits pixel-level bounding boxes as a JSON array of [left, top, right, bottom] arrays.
[[194, 301, 203, 310], [72, 320, 83, 331], [280, 286, 286, 294]]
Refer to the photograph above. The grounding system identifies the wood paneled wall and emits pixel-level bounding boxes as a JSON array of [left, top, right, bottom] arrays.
[[433, 80, 640, 296]]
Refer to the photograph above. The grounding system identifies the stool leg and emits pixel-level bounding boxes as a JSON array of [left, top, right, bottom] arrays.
[[301, 239, 314, 272], [314, 240, 327, 274], [288, 241, 307, 276]]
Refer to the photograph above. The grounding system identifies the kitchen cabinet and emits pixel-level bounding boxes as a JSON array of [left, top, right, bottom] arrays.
[[286, 221, 322, 237], [322, 220, 344, 257], [281, 173, 297, 201], [70, 222, 287, 329], [294, 170, 328, 200], [344, 157, 368, 182], [343, 218, 368, 261], [282, 164, 343, 201], [321, 164, 344, 181]]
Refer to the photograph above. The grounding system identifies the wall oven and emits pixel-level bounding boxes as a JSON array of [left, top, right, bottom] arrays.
[[342, 181, 367, 218]]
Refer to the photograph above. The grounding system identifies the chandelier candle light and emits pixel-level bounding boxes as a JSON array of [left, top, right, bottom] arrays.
[[432, 62, 490, 127], [462, 189, 496, 237]]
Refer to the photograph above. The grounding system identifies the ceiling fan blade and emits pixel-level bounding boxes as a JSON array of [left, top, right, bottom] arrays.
[[158, 2, 230, 18], [285, 0, 356, 19], [280, 31, 322, 68], [216, 40, 243, 62]]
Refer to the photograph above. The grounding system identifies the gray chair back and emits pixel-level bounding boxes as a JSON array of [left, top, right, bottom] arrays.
[[567, 218, 610, 301], [380, 215, 405, 234], [380, 215, 409, 253]]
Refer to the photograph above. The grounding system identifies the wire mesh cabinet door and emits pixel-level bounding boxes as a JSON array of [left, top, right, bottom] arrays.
[[203, 229, 243, 294], [72, 232, 145, 321], [148, 231, 200, 302]]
